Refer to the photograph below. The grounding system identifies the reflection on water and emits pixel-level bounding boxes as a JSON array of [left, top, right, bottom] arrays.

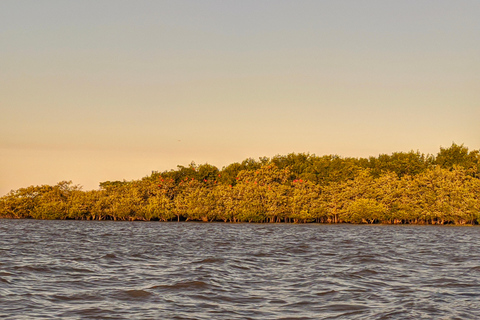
[[1, 220, 479, 319]]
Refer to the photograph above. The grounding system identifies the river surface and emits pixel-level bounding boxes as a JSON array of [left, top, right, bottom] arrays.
[[0, 220, 479, 319]]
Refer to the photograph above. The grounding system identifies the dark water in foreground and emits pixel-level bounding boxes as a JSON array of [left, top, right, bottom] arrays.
[[0, 220, 479, 319]]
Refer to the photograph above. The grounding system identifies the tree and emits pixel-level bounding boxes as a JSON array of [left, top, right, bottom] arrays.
[[343, 198, 386, 224], [435, 143, 479, 176]]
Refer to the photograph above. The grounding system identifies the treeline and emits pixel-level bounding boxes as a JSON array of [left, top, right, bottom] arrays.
[[1, 143, 480, 224]]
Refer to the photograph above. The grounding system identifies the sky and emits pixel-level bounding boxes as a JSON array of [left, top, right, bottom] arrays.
[[1, 0, 479, 195]]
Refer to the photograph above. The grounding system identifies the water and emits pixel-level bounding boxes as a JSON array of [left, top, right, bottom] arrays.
[[0, 220, 479, 319]]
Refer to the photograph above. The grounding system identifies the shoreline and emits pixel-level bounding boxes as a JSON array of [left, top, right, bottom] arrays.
[[1, 217, 477, 227]]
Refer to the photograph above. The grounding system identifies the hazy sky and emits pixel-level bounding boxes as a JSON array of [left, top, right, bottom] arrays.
[[1, 0, 479, 195]]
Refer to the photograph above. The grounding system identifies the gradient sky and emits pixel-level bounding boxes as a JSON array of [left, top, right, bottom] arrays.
[[1, 0, 479, 195]]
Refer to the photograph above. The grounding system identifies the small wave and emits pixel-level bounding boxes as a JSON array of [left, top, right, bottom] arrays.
[[193, 257, 225, 264], [131, 253, 148, 259], [70, 307, 112, 317], [71, 256, 92, 262], [252, 251, 271, 257], [269, 299, 287, 304], [51, 294, 79, 302], [321, 303, 369, 312], [151, 280, 209, 291], [315, 289, 337, 297], [286, 246, 310, 254], [65, 267, 95, 274], [351, 269, 379, 277], [13, 265, 51, 273], [103, 253, 117, 259], [101, 233, 114, 237], [469, 266, 480, 272], [110, 289, 154, 302], [285, 300, 315, 307], [350, 257, 382, 264], [122, 289, 153, 298], [50, 293, 101, 302], [0, 277, 9, 284], [230, 263, 250, 270]]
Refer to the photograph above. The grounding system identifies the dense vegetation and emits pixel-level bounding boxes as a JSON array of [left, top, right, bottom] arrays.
[[1, 143, 480, 224]]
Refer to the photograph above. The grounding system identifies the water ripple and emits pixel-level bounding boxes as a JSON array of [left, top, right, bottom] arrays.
[[0, 220, 479, 319]]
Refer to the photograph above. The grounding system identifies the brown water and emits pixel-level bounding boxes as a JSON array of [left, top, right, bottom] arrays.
[[0, 220, 479, 319]]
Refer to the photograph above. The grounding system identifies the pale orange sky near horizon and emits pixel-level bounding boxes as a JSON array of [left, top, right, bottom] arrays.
[[1, 1, 479, 196]]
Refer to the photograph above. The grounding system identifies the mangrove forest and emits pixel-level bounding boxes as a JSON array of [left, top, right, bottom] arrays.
[[1, 143, 480, 225]]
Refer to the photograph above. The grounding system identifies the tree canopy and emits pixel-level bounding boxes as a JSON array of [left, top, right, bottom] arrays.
[[2, 143, 480, 225]]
